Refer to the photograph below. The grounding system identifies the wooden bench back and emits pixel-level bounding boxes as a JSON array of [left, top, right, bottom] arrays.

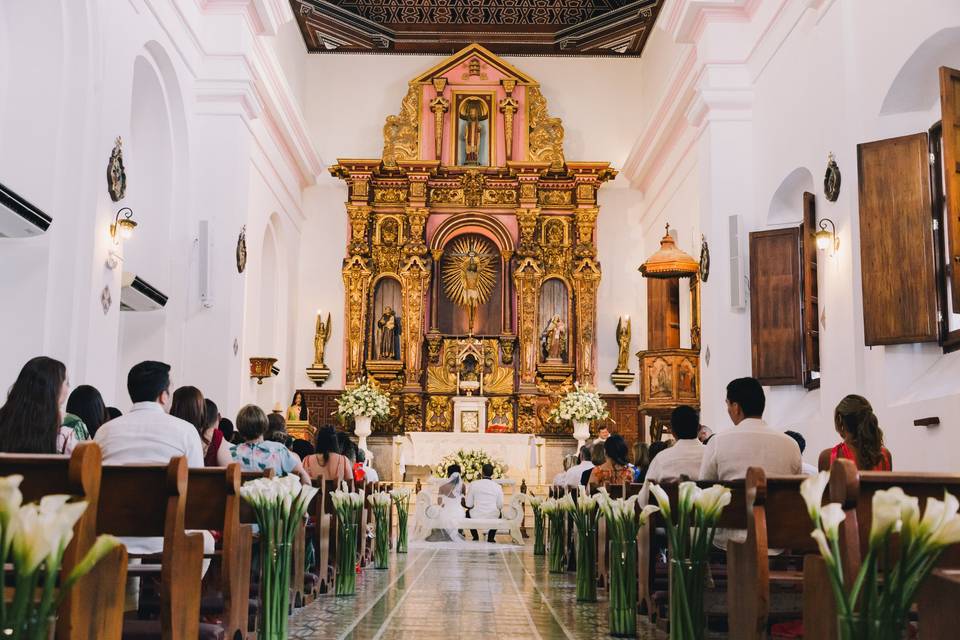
[[238, 468, 275, 525], [651, 479, 747, 529], [185, 464, 240, 530], [0, 443, 126, 640], [747, 470, 816, 552]]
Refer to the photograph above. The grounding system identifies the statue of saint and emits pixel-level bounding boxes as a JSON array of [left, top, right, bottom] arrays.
[[615, 316, 631, 371], [540, 314, 567, 362], [459, 98, 489, 166], [377, 306, 399, 360], [314, 312, 331, 366]]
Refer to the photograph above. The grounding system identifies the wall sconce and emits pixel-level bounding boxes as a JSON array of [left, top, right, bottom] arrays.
[[110, 207, 138, 244], [815, 218, 839, 253]]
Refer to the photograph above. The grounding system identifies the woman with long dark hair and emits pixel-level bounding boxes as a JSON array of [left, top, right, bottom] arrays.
[[818, 395, 892, 471], [65, 385, 109, 437], [588, 434, 635, 486], [0, 356, 70, 454], [302, 425, 351, 482], [286, 391, 308, 422], [201, 398, 232, 467], [170, 385, 206, 439]]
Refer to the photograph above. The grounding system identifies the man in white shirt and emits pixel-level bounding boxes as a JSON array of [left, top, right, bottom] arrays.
[[95, 360, 206, 556], [466, 463, 504, 543], [563, 446, 595, 487], [698, 377, 801, 481], [645, 406, 705, 483], [358, 448, 380, 483]]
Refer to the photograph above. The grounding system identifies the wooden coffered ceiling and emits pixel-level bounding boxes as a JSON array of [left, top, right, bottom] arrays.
[[290, 0, 664, 57]]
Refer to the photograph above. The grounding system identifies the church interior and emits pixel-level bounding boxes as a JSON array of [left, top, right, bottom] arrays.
[[3, 1, 960, 638]]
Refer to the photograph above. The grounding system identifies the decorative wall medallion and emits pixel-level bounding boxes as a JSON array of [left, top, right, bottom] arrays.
[[236, 225, 247, 273], [106, 137, 127, 202], [704, 345, 711, 367], [233, 338, 239, 356], [100, 286, 112, 315], [823, 152, 841, 202], [699, 235, 710, 283]]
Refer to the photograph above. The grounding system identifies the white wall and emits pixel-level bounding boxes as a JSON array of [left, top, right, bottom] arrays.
[[628, 0, 960, 471]]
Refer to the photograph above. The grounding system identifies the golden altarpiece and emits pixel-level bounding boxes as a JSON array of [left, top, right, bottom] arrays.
[[331, 45, 616, 437]]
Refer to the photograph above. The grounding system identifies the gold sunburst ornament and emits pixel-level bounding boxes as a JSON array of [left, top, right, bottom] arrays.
[[441, 236, 497, 334]]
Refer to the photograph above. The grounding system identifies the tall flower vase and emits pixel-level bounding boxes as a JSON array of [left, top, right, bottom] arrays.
[[572, 420, 590, 450], [354, 415, 372, 453], [335, 523, 359, 596], [396, 509, 409, 553], [609, 540, 638, 638], [372, 506, 390, 570], [259, 536, 292, 640], [669, 558, 707, 640], [548, 515, 566, 573], [575, 524, 597, 602], [533, 508, 546, 556], [837, 613, 906, 640]]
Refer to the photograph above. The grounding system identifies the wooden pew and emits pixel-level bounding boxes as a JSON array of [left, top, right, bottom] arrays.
[[0, 442, 127, 640], [238, 469, 273, 635], [184, 464, 252, 640], [727, 469, 811, 640], [917, 569, 960, 640], [98, 457, 206, 640]]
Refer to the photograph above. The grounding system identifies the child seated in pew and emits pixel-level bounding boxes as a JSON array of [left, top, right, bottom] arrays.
[[230, 404, 312, 484]]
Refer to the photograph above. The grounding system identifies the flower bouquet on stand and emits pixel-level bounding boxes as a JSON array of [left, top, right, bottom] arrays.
[[240, 475, 318, 640], [335, 378, 391, 452], [562, 489, 600, 602], [0, 475, 121, 640], [597, 489, 660, 638], [648, 482, 730, 640], [390, 488, 411, 554], [367, 491, 391, 570], [541, 498, 569, 573], [330, 483, 364, 596], [552, 384, 610, 448], [432, 450, 506, 482], [800, 472, 960, 640]]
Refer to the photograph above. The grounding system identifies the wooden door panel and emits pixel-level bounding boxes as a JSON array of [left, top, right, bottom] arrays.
[[750, 227, 803, 385], [941, 66, 960, 309]]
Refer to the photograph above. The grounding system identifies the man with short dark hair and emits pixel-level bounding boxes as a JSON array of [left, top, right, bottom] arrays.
[[644, 405, 705, 482], [563, 445, 594, 487], [698, 377, 801, 480], [784, 430, 817, 475], [466, 463, 503, 543]]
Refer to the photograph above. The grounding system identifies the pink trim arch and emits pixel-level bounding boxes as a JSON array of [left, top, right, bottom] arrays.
[[428, 212, 516, 254]]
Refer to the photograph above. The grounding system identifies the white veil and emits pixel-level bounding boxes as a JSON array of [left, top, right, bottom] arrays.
[[411, 472, 467, 543]]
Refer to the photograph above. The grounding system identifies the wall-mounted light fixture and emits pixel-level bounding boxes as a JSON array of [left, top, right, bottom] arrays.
[[110, 207, 138, 244], [815, 218, 839, 254]]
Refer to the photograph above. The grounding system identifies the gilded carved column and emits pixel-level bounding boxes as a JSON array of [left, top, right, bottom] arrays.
[[499, 79, 519, 162], [347, 205, 373, 256], [514, 256, 543, 390], [516, 207, 541, 259], [342, 255, 372, 382], [400, 255, 430, 390], [574, 207, 599, 258], [572, 258, 601, 387]]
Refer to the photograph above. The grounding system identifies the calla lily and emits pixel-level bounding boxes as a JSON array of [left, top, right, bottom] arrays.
[[639, 504, 660, 524], [820, 503, 846, 538], [649, 483, 671, 518], [695, 485, 732, 522], [0, 474, 23, 526], [800, 472, 829, 521], [811, 529, 834, 563], [898, 494, 920, 538], [679, 481, 700, 512], [12, 504, 58, 573], [870, 488, 904, 543], [920, 492, 960, 538], [930, 511, 960, 547]]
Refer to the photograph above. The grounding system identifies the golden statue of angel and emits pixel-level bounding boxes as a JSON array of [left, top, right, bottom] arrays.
[[441, 236, 497, 334]]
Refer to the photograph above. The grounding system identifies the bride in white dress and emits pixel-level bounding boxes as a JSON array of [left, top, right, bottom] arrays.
[[412, 465, 466, 542]]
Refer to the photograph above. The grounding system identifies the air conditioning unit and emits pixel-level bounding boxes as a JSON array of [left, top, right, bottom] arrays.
[[120, 272, 168, 312], [729, 214, 746, 309], [0, 181, 52, 238]]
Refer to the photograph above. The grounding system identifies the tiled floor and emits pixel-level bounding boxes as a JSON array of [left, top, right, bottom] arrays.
[[288, 543, 667, 639]]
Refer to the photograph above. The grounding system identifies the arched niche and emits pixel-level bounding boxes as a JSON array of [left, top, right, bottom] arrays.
[[370, 276, 403, 360], [437, 232, 504, 335], [881, 27, 960, 115], [767, 167, 815, 226], [538, 277, 571, 363]]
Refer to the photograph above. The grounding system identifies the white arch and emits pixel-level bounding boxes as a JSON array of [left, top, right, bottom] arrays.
[[767, 167, 815, 226], [880, 27, 960, 115]]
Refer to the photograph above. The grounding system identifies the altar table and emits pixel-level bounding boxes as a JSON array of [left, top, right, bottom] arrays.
[[396, 432, 543, 482]]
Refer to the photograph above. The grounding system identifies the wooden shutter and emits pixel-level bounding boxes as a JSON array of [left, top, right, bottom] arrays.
[[750, 227, 803, 385], [857, 133, 938, 345], [941, 66, 960, 309], [801, 192, 820, 375]]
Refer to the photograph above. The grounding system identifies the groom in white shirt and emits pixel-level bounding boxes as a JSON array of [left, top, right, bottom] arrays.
[[466, 463, 503, 543]]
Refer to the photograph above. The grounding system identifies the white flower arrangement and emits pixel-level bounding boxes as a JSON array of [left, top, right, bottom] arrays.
[[335, 378, 391, 420], [432, 449, 506, 482], [552, 383, 610, 423]]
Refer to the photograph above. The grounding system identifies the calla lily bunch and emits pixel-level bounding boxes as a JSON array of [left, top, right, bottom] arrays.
[[367, 492, 391, 569], [389, 488, 411, 553], [649, 481, 731, 640], [594, 487, 660, 543], [240, 475, 318, 639], [0, 475, 121, 640], [801, 472, 960, 640], [540, 497, 570, 573], [521, 493, 547, 555], [329, 482, 364, 596]]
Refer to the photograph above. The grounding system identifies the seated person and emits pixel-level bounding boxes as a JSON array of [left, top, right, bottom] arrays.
[[563, 446, 594, 487], [553, 454, 576, 485], [818, 395, 892, 471], [784, 430, 818, 475], [588, 435, 634, 486], [425, 465, 466, 542], [357, 448, 379, 483], [303, 426, 352, 482], [466, 464, 503, 543], [582, 442, 606, 486], [645, 405, 705, 482], [699, 377, 801, 481], [230, 404, 311, 484]]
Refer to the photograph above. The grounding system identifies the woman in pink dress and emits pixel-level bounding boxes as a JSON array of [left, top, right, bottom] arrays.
[[818, 394, 892, 471]]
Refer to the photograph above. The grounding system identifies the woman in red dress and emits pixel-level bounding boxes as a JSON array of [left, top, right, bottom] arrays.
[[818, 394, 892, 471]]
